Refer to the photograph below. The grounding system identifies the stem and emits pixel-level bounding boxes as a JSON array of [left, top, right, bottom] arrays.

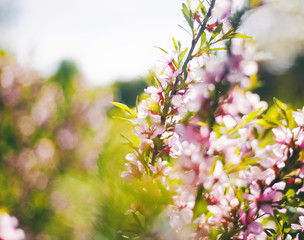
[[174, 0, 216, 87]]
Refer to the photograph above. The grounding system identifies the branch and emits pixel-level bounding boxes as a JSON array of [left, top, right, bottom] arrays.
[[174, 0, 216, 87]]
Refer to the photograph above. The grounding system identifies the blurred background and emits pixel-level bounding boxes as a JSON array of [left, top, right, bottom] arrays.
[[0, 0, 303, 239]]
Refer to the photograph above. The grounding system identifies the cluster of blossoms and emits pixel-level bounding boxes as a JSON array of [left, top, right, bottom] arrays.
[[118, 0, 304, 239]]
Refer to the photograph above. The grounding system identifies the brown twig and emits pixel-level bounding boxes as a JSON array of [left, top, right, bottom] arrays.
[[174, 0, 216, 87]]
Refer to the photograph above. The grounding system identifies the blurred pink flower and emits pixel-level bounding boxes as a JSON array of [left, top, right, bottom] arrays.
[[291, 216, 304, 232], [293, 107, 304, 127], [0, 213, 25, 240]]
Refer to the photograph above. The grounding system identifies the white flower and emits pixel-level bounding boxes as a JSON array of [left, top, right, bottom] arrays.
[[0, 213, 25, 240]]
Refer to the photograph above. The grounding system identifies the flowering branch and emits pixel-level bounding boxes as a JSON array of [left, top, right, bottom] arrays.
[[174, 0, 216, 87], [115, 0, 304, 239]]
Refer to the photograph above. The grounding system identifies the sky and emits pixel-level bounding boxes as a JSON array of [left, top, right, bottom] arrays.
[[0, 0, 303, 86], [0, 0, 189, 86]]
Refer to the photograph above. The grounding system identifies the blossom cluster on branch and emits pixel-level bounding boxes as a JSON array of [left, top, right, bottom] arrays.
[[116, 0, 304, 239]]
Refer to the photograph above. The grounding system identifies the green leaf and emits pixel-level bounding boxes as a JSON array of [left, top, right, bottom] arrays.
[[264, 229, 272, 237], [227, 33, 252, 39], [178, 40, 181, 51], [132, 212, 144, 230], [111, 102, 137, 118], [229, 107, 266, 134], [212, 27, 252, 44], [182, 3, 193, 29], [200, 2, 207, 18], [286, 109, 295, 128], [154, 46, 168, 54], [241, 107, 265, 124], [172, 37, 178, 51], [112, 116, 135, 123], [273, 97, 288, 125], [179, 47, 188, 63], [200, 31, 206, 49], [210, 23, 223, 42], [226, 157, 259, 174], [209, 47, 227, 51], [183, 63, 188, 81], [212, 27, 234, 43]]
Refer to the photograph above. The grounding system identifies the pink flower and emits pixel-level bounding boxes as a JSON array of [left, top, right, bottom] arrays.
[[285, 234, 299, 240], [169, 189, 195, 229], [0, 213, 25, 240], [157, 51, 182, 88], [272, 126, 293, 146], [243, 181, 282, 217], [293, 127, 304, 149], [144, 86, 164, 104], [162, 134, 181, 158], [291, 216, 304, 231], [121, 154, 145, 180], [239, 209, 263, 235], [136, 100, 161, 122], [293, 107, 304, 127], [213, 0, 232, 23], [149, 158, 173, 189], [240, 166, 275, 185], [135, 123, 165, 139]]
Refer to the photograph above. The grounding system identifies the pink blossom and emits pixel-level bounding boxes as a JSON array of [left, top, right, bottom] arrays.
[[203, 56, 225, 83], [207, 204, 230, 225], [270, 143, 290, 168], [144, 86, 164, 103], [0, 213, 25, 240], [170, 189, 195, 229], [162, 133, 181, 158], [157, 51, 183, 88], [240, 166, 275, 185], [293, 107, 304, 127], [138, 138, 154, 153], [149, 158, 173, 189], [239, 209, 263, 236], [121, 153, 145, 180], [212, 0, 232, 22], [293, 127, 304, 149], [291, 216, 304, 231], [285, 234, 299, 240], [219, 88, 267, 118], [272, 126, 293, 146], [243, 181, 282, 217], [135, 123, 165, 139], [136, 100, 162, 122]]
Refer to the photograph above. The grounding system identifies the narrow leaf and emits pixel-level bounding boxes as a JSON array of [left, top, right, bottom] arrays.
[[182, 3, 193, 29], [200, 3, 207, 18], [154, 46, 168, 54], [273, 97, 288, 125], [112, 116, 135, 123], [209, 47, 227, 51], [212, 27, 235, 43], [172, 37, 178, 51], [111, 102, 137, 117], [210, 23, 223, 42], [200, 31, 206, 49], [179, 47, 188, 62], [226, 33, 252, 39], [178, 40, 181, 51]]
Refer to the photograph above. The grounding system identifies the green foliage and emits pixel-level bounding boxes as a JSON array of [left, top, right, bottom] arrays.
[[93, 109, 135, 239], [113, 79, 147, 107], [182, 3, 193, 30], [0, 52, 115, 239], [256, 56, 304, 108]]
